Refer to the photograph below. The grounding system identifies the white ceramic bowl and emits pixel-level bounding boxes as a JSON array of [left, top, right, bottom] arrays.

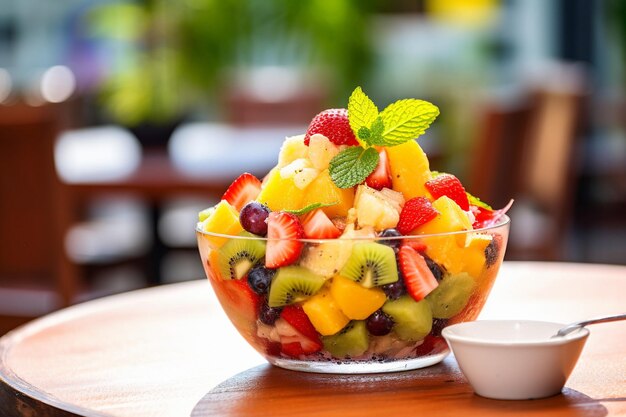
[[442, 320, 589, 400]]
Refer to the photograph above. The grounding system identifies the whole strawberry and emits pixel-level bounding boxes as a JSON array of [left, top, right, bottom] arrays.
[[304, 108, 359, 146]]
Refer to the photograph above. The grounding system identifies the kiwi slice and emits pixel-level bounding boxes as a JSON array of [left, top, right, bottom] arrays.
[[322, 321, 369, 358], [382, 296, 432, 342], [217, 232, 266, 280], [268, 266, 325, 307], [426, 272, 476, 319], [340, 242, 398, 288]]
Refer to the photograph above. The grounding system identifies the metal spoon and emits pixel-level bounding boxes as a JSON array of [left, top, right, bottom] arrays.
[[552, 313, 626, 338]]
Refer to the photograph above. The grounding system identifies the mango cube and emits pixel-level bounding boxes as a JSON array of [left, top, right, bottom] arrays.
[[330, 275, 387, 320], [302, 287, 350, 336]]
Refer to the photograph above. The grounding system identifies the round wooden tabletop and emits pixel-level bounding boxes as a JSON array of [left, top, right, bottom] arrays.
[[1, 262, 625, 417]]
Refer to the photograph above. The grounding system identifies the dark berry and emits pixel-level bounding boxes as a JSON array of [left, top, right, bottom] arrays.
[[247, 266, 275, 295], [484, 236, 500, 267], [240, 202, 270, 236], [366, 310, 394, 336], [259, 302, 282, 325], [379, 228, 403, 252], [382, 274, 406, 299], [431, 318, 448, 336], [423, 254, 445, 281]]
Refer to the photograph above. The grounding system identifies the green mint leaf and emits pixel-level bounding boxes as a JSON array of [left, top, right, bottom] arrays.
[[329, 146, 379, 189], [357, 126, 371, 140], [467, 192, 493, 210], [284, 202, 338, 216], [348, 87, 379, 146], [379, 99, 439, 146], [366, 116, 387, 146]]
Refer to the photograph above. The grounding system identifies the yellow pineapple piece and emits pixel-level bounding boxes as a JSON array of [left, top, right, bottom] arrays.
[[277, 134, 308, 167], [302, 287, 350, 336], [256, 168, 306, 211], [302, 169, 354, 218], [414, 196, 472, 245], [308, 134, 340, 170], [330, 275, 387, 320], [354, 185, 402, 231], [387, 140, 432, 200], [199, 200, 243, 248]]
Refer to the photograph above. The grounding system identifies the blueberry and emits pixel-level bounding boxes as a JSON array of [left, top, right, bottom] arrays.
[[247, 266, 275, 295], [485, 237, 500, 267], [259, 302, 282, 325], [431, 318, 448, 336], [381, 275, 406, 300], [366, 310, 394, 336], [423, 254, 445, 281], [239, 202, 270, 236], [379, 228, 403, 252]]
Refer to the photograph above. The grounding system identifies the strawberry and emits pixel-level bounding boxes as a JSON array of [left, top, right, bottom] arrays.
[[398, 245, 438, 302], [265, 211, 305, 268], [304, 108, 359, 146], [424, 173, 470, 211], [397, 197, 438, 235], [365, 149, 391, 190], [280, 305, 322, 345], [301, 209, 342, 239], [221, 172, 262, 212], [472, 199, 514, 229]]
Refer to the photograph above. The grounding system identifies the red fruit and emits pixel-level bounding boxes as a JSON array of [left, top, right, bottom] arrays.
[[365, 149, 392, 190], [472, 199, 514, 229], [280, 341, 305, 357], [265, 211, 305, 268], [424, 174, 470, 211], [399, 245, 439, 302], [404, 240, 427, 253], [397, 197, 438, 235], [280, 305, 321, 342], [222, 173, 262, 211], [301, 209, 342, 239], [414, 335, 447, 356], [304, 108, 359, 146]]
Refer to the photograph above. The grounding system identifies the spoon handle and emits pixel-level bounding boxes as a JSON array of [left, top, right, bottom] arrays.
[[556, 313, 626, 337]]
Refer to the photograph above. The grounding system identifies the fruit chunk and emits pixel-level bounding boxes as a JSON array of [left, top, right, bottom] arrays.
[[304, 108, 359, 146], [354, 185, 402, 231], [302, 169, 354, 218], [426, 272, 476, 319], [222, 173, 262, 211], [387, 140, 432, 200], [200, 200, 244, 247], [212, 278, 262, 342], [425, 173, 470, 211], [302, 287, 350, 336], [366, 310, 394, 336], [278, 134, 308, 168], [307, 134, 340, 170], [279, 158, 319, 190], [330, 275, 386, 320], [217, 231, 266, 280], [341, 242, 399, 288], [257, 168, 306, 212], [268, 266, 325, 307], [398, 245, 439, 301], [275, 313, 322, 356], [247, 266, 276, 295], [322, 320, 369, 358], [280, 305, 322, 344], [382, 295, 433, 342], [397, 197, 438, 235], [265, 212, 305, 268], [365, 149, 392, 190], [301, 209, 342, 239], [414, 196, 472, 249]]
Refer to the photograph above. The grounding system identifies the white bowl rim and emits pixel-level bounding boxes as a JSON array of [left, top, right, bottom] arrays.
[[442, 320, 590, 347]]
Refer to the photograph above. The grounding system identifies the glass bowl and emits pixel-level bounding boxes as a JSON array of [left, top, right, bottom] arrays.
[[196, 215, 509, 374]]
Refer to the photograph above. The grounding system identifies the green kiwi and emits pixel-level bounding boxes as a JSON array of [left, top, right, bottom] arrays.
[[268, 266, 325, 307], [217, 232, 266, 280], [340, 242, 398, 288], [426, 272, 476, 319], [382, 296, 432, 342], [322, 321, 369, 358]]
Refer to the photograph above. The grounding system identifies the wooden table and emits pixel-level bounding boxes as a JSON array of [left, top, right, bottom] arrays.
[[1, 262, 624, 417]]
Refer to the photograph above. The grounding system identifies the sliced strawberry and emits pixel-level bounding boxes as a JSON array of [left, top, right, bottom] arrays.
[[265, 212, 305, 268], [304, 108, 359, 146], [425, 174, 470, 211], [280, 341, 305, 357], [397, 197, 438, 235], [221, 173, 262, 212], [365, 149, 391, 190], [280, 305, 321, 343], [399, 245, 439, 302], [404, 239, 427, 253], [301, 209, 342, 239], [472, 199, 514, 229]]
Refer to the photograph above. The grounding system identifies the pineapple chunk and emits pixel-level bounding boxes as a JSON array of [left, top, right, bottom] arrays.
[[302, 169, 354, 218], [308, 134, 340, 170], [387, 140, 432, 200], [354, 185, 401, 231], [279, 158, 319, 189], [330, 275, 386, 320], [278, 134, 308, 167], [256, 168, 306, 211], [414, 196, 472, 245], [199, 200, 243, 247], [302, 287, 350, 336]]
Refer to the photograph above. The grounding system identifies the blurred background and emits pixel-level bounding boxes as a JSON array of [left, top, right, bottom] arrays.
[[1, 0, 625, 335]]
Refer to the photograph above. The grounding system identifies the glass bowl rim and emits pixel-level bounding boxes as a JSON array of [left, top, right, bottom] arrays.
[[196, 214, 510, 243]]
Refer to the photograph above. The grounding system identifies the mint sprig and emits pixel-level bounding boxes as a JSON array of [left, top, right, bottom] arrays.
[[329, 147, 379, 189], [379, 99, 439, 146], [284, 202, 338, 216]]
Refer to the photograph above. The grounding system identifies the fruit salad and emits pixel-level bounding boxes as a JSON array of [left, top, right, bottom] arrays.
[[196, 87, 511, 373]]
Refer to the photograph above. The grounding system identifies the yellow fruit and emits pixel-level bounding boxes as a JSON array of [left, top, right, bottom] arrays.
[[414, 196, 472, 245], [278, 134, 308, 167], [422, 233, 490, 280], [256, 168, 306, 211], [330, 275, 387, 320], [199, 200, 243, 247], [387, 140, 432, 200], [354, 185, 401, 231], [302, 287, 350, 336], [302, 169, 354, 218], [308, 134, 340, 170]]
